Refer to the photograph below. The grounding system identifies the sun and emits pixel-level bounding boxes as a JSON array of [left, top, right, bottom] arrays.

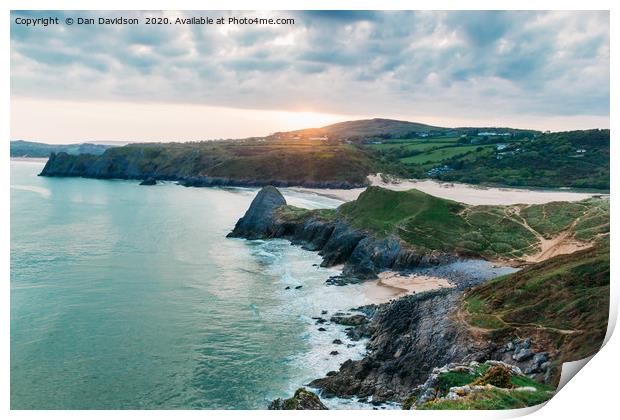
[[267, 110, 354, 131]]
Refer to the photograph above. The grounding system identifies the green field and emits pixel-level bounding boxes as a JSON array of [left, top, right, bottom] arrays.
[[370, 141, 449, 152], [400, 145, 492, 165]]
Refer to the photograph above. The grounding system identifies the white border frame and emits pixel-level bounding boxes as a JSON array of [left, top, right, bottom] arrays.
[[2, 2, 616, 420]]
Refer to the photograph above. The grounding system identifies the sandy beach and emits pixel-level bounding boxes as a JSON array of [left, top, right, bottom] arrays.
[[292, 174, 602, 206], [361, 271, 455, 304]]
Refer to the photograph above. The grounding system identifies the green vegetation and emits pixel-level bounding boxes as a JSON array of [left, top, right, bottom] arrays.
[[414, 364, 554, 410], [418, 387, 552, 410], [439, 130, 610, 189], [331, 187, 608, 261], [275, 118, 446, 139], [364, 129, 609, 189], [42, 138, 380, 186], [400, 145, 493, 165], [38, 119, 609, 190], [436, 365, 489, 393], [275, 205, 337, 223], [464, 244, 610, 364]]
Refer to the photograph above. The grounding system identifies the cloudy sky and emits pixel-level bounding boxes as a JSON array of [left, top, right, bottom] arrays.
[[11, 10, 609, 143]]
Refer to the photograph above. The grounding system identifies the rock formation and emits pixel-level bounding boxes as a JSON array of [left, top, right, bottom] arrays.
[[268, 388, 328, 410], [227, 186, 286, 239]]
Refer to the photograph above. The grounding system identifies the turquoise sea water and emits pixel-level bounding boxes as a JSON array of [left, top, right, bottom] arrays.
[[10, 160, 387, 409]]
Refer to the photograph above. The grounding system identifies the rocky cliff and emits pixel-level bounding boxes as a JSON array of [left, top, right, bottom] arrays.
[[310, 289, 491, 402], [228, 186, 455, 280]]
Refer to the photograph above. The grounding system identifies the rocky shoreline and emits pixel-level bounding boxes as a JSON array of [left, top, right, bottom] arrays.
[[38, 152, 367, 190], [229, 186, 558, 410], [227, 186, 456, 282]]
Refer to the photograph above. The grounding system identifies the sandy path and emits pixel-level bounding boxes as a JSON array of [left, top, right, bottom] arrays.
[[508, 206, 594, 263], [524, 231, 592, 263]]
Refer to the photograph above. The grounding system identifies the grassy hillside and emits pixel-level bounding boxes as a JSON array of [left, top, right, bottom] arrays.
[[41, 138, 379, 186], [463, 243, 609, 364], [331, 187, 608, 261], [275, 118, 446, 139]]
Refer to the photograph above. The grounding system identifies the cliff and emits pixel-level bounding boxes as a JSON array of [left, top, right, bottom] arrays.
[[228, 186, 455, 280], [39, 140, 375, 189], [310, 289, 489, 402]]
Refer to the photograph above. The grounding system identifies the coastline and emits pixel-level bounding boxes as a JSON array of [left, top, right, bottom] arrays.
[[291, 174, 603, 205], [12, 161, 608, 409]]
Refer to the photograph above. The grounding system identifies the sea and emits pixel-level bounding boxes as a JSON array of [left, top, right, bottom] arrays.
[[10, 159, 408, 409]]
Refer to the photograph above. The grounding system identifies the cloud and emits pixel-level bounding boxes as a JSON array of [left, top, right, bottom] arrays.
[[10, 10, 609, 126]]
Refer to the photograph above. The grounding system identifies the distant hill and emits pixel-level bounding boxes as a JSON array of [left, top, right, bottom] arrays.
[[271, 118, 538, 140], [277, 118, 446, 139], [10, 140, 112, 158]]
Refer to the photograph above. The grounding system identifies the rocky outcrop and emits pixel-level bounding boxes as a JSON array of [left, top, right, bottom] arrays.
[[229, 187, 455, 281], [308, 292, 557, 405], [309, 289, 494, 402], [496, 338, 554, 383], [227, 186, 286, 239], [139, 177, 157, 186], [268, 388, 328, 410], [230, 186, 561, 407]]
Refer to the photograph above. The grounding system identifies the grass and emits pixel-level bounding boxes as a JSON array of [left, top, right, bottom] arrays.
[[275, 205, 337, 223], [400, 145, 488, 164], [520, 202, 589, 239], [436, 364, 489, 393], [418, 388, 552, 410], [438, 129, 609, 189], [463, 244, 609, 367], [369, 141, 448, 151], [336, 186, 608, 260], [415, 364, 554, 410]]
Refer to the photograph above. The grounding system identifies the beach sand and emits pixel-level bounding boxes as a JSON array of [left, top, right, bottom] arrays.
[[361, 271, 455, 304], [291, 174, 601, 206]]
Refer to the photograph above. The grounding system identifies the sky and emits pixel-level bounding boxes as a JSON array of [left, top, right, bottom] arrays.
[[10, 10, 610, 143]]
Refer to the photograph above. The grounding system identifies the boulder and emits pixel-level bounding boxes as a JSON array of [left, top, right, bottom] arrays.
[[139, 177, 157, 186], [330, 314, 367, 326], [512, 348, 534, 362], [268, 388, 328, 410]]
